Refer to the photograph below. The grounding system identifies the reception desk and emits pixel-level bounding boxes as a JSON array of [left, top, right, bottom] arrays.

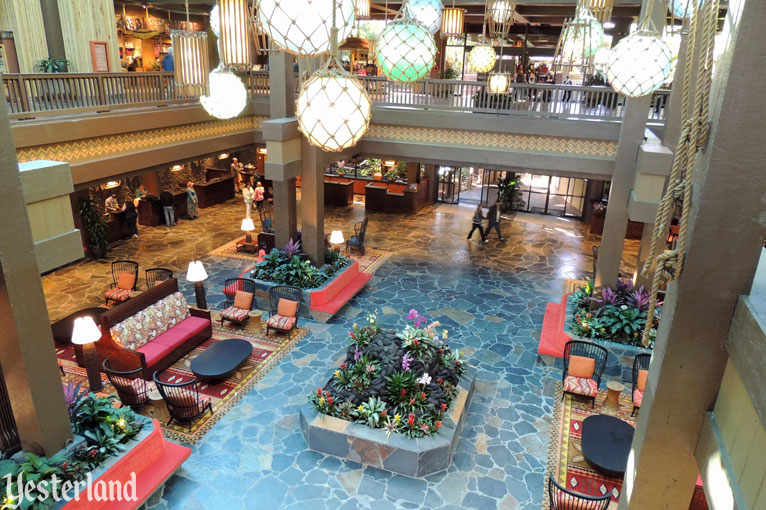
[[324, 175, 408, 196], [324, 180, 354, 207], [197, 176, 235, 208], [105, 210, 130, 242], [365, 181, 429, 214], [137, 191, 188, 226]]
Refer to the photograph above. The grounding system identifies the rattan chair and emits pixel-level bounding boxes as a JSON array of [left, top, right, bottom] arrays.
[[145, 267, 173, 290], [104, 260, 139, 305], [220, 278, 256, 327], [548, 476, 611, 510], [103, 359, 149, 409], [152, 371, 212, 432], [266, 285, 302, 336], [562, 340, 608, 408], [345, 217, 368, 255], [631, 353, 651, 417]]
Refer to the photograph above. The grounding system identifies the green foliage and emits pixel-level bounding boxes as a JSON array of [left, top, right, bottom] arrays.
[[352, 397, 387, 428], [385, 371, 418, 404], [440, 65, 460, 80], [34, 57, 71, 73], [272, 255, 326, 288], [572, 278, 594, 310], [349, 354, 380, 392], [497, 173, 525, 211], [359, 158, 381, 176], [77, 198, 108, 254]]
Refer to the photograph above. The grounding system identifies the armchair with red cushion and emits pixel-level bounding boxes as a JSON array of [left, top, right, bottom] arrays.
[[266, 285, 302, 336], [104, 260, 139, 305], [562, 340, 608, 408], [547, 476, 611, 510], [152, 371, 212, 432], [631, 353, 651, 416], [220, 278, 256, 327]]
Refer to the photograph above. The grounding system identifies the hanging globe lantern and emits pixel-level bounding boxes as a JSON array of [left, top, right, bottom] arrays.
[[376, 18, 436, 83], [559, 8, 605, 64], [668, 0, 701, 19], [468, 44, 497, 73], [296, 64, 372, 152], [405, 0, 444, 34], [593, 45, 611, 69], [606, 30, 672, 98], [256, 0, 356, 56], [209, 5, 220, 36], [200, 67, 247, 119], [490, 1, 515, 23], [487, 72, 511, 94]]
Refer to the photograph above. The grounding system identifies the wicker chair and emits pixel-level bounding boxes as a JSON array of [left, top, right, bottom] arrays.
[[145, 267, 173, 290], [266, 285, 302, 336], [103, 359, 149, 409], [152, 371, 212, 432], [547, 476, 611, 510], [220, 278, 256, 327], [345, 217, 368, 255], [562, 340, 608, 408], [258, 206, 273, 233], [104, 260, 139, 305], [631, 353, 652, 417]]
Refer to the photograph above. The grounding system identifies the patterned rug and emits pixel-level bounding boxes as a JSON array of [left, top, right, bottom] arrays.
[[57, 320, 307, 445], [544, 382, 636, 509]]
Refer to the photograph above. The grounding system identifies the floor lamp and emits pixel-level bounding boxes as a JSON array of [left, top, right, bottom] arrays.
[[187, 261, 209, 309], [72, 316, 103, 392]]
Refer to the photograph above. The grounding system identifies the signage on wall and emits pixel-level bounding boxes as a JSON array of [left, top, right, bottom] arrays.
[[90, 41, 110, 72]]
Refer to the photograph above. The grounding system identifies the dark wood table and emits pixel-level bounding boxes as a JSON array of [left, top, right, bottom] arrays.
[[51, 307, 108, 344], [236, 238, 259, 253], [190, 339, 253, 382], [581, 414, 635, 476]]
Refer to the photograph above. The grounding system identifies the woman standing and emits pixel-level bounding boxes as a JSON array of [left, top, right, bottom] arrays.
[[186, 182, 199, 219], [254, 181, 265, 210], [124, 200, 139, 239], [242, 182, 255, 218], [467, 204, 488, 243]]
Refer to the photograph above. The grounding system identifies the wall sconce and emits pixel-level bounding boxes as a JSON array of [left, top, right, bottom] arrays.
[[171, 164, 183, 172], [218, 153, 230, 160], [103, 180, 121, 190], [383, 160, 396, 167], [257, 147, 267, 155]]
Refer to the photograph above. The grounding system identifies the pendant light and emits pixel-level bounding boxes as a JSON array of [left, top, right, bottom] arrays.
[[201, 67, 247, 118], [441, 0, 465, 37], [296, 0, 372, 151], [356, 0, 371, 19], [172, 2, 210, 96], [256, 0, 356, 56], [376, 0, 436, 83], [218, 0, 250, 67], [405, 0, 444, 34], [606, 25, 672, 97], [469, 44, 497, 73]]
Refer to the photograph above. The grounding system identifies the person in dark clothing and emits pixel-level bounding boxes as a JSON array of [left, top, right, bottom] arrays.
[[160, 190, 176, 226], [467, 204, 488, 243], [124, 200, 139, 238], [486, 199, 505, 241]]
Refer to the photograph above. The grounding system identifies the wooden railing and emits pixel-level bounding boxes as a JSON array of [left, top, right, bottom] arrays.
[[3, 71, 669, 124]]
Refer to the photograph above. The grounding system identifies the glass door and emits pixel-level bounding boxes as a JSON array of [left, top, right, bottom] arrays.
[[437, 166, 461, 204]]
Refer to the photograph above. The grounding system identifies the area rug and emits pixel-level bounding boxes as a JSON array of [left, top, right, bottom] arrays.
[[56, 322, 307, 445], [543, 382, 636, 509], [563, 279, 587, 294]]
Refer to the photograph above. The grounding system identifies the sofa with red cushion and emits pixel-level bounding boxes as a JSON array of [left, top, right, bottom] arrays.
[[82, 278, 212, 380]]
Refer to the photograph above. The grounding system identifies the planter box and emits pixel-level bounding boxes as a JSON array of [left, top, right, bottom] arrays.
[[563, 294, 652, 384], [300, 365, 477, 478]]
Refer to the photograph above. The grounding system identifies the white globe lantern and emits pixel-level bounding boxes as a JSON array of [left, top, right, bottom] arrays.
[[487, 72, 511, 94], [490, 1, 514, 23], [200, 68, 247, 119], [593, 45, 611, 68], [209, 5, 220, 36], [405, 0, 444, 34], [468, 44, 497, 73], [560, 8, 605, 63], [376, 18, 436, 83], [606, 30, 672, 98], [256, 0, 356, 56], [296, 67, 372, 152]]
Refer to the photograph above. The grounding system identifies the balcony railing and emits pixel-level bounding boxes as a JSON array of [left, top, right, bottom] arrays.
[[3, 71, 669, 124]]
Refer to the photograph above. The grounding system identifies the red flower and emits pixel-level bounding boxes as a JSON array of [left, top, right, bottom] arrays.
[[440, 403, 447, 412], [61, 461, 69, 470], [323, 391, 329, 397], [350, 331, 356, 339], [420, 424, 429, 432], [413, 339, 419, 345], [317, 387, 322, 397], [408, 413, 415, 427], [439, 348, 444, 355], [437, 378, 443, 384], [455, 360, 461, 366], [409, 397, 415, 405], [340, 363, 346, 370], [380, 410, 387, 417], [435, 420, 442, 430], [420, 392, 426, 400], [401, 389, 407, 397], [327, 397, 333, 406]]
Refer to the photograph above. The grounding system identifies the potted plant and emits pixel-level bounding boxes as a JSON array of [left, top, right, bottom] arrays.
[[34, 57, 71, 73], [497, 173, 525, 212], [78, 198, 108, 259]]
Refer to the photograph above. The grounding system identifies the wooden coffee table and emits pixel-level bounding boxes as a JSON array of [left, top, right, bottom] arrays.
[[190, 339, 253, 382], [236, 238, 258, 253], [581, 414, 635, 476]]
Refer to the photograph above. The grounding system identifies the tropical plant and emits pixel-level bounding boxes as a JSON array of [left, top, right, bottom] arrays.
[[272, 255, 326, 288], [34, 57, 71, 73], [284, 238, 301, 258], [63, 381, 87, 421], [352, 397, 387, 428], [77, 198, 108, 257], [440, 65, 459, 80], [385, 371, 418, 404], [359, 158, 381, 177], [497, 172, 525, 211]]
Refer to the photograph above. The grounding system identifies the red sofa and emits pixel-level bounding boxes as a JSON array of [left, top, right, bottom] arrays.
[[87, 278, 212, 380]]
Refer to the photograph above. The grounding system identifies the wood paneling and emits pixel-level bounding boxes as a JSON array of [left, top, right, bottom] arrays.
[[56, 0, 119, 72], [0, 0, 49, 72]]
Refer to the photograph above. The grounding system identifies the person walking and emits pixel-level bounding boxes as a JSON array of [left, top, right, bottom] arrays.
[[160, 189, 176, 226], [186, 182, 199, 219], [563, 75, 573, 103], [486, 199, 505, 241], [467, 204, 488, 243], [242, 182, 255, 218], [124, 200, 139, 239], [254, 181, 265, 210]]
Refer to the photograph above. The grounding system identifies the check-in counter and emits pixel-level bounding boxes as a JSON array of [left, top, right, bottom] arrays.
[[105, 210, 130, 242], [137, 190, 188, 226], [324, 180, 354, 207], [364, 181, 429, 214], [196, 176, 235, 208]]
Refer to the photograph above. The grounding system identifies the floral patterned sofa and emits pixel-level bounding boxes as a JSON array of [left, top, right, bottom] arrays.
[[85, 278, 212, 380]]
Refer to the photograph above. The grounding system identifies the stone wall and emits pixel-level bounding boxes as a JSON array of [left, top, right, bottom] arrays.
[[157, 158, 212, 193]]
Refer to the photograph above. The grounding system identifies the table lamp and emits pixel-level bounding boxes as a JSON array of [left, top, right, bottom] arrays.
[[329, 230, 345, 253], [241, 217, 256, 243], [187, 261, 209, 309], [72, 316, 103, 392]]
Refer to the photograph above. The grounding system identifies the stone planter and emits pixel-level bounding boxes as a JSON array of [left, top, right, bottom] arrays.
[[300, 365, 477, 478], [563, 294, 652, 384]]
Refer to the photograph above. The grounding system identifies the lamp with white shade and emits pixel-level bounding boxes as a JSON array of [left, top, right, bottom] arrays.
[[329, 230, 345, 253], [241, 218, 256, 243], [72, 316, 103, 392], [187, 261, 209, 309]]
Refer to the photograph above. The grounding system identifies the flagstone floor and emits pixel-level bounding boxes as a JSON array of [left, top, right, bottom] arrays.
[[42, 197, 639, 510]]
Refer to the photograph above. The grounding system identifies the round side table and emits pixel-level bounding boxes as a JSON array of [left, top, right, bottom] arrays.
[[148, 389, 170, 422], [601, 380, 625, 415], [249, 310, 263, 334]]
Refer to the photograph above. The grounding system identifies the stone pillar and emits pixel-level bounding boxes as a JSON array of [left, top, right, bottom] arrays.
[[38, 0, 66, 63], [272, 179, 297, 247], [0, 85, 73, 455], [595, 0, 665, 289], [300, 140, 325, 267], [634, 224, 654, 290], [620, 0, 766, 507]]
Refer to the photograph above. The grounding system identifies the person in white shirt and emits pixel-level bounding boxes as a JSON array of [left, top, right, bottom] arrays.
[[486, 199, 505, 241], [242, 182, 255, 218]]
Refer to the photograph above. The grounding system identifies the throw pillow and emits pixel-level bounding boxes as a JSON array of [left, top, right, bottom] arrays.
[[568, 355, 595, 379], [637, 369, 649, 392], [234, 291, 254, 310], [116, 272, 136, 290], [277, 298, 298, 317]]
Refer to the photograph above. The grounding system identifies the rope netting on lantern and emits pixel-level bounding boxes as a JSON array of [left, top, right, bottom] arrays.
[[375, 1, 436, 83], [639, 0, 720, 347], [552, 2, 604, 77]]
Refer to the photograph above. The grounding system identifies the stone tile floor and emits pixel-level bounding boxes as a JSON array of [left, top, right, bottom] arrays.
[[42, 197, 639, 510]]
